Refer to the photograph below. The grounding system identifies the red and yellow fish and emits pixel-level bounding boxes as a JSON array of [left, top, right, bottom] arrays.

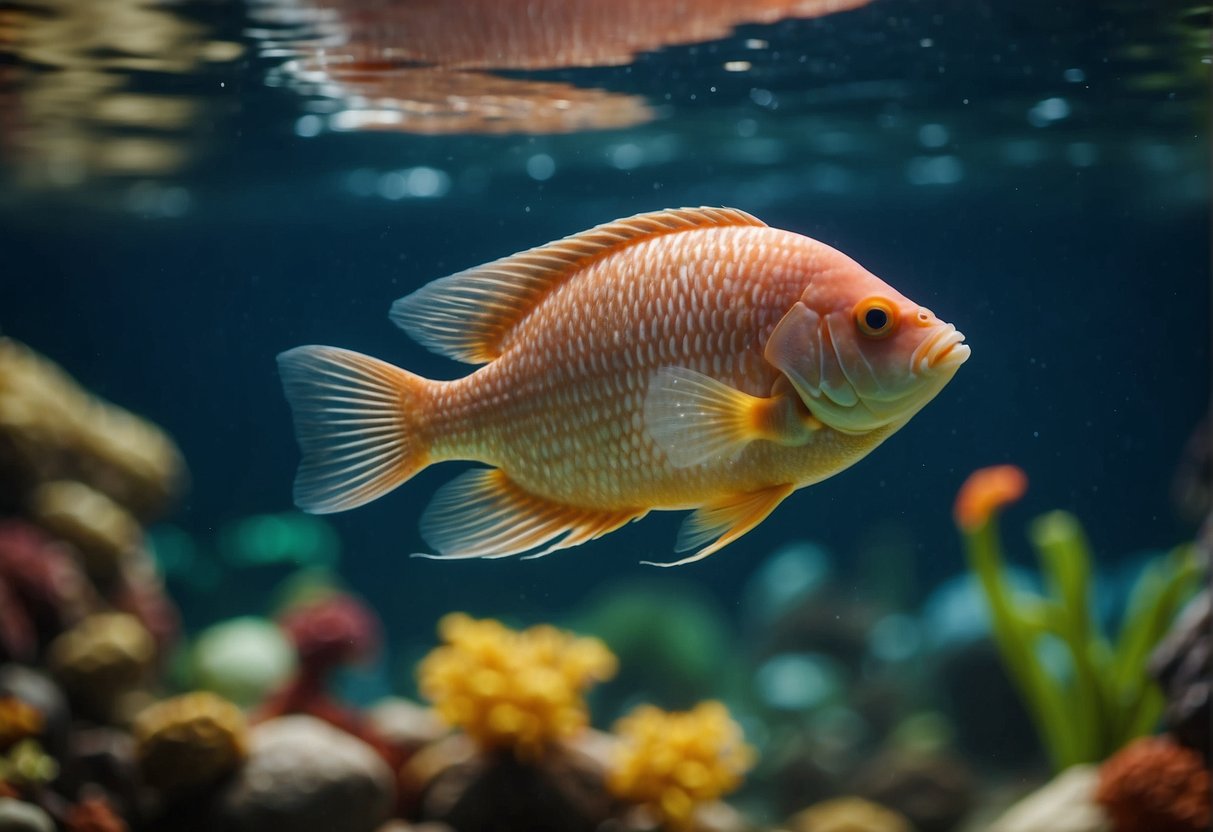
[[279, 207, 969, 565]]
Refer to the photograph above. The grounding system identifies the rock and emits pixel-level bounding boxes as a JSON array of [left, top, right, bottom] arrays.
[[190, 618, 295, 708], [787, 796, 912, 832], [366, 697, 447, 755], [1148, 589, 1211, 760], [854, 749, 975, 832], [132, 692, 249, 796], [0, 798, 54, 832], [987, 765, 1110, 832], [47, 613, 155, 723], [215, 715, 393, 832]]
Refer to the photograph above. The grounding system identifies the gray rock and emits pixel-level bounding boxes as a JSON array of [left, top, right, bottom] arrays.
[[216, 715, 394, 832], [987, 765, 1110, 832], [0, 798, 54, 832]]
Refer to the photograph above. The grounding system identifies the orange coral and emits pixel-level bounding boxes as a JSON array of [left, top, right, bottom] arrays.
[[65, 795, 129, 832], [1096, 736, 1211, 832], [953, 465, 1028, 532], [417, 613, 615, 758], [0, 696, 42, 751], [608, 701, 754, 830]]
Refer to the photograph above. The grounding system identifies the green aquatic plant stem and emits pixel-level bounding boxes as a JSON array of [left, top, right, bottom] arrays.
[[962, 517, 1075, 771], [960, 501, 1202, 772], [1029, 510, 1108, 765]]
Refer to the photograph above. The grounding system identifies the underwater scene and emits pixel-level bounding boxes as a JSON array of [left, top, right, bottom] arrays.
[[0, 0, 1210, 830]]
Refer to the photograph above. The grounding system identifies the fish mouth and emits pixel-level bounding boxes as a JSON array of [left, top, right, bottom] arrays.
[[914, 325, 970, 373]]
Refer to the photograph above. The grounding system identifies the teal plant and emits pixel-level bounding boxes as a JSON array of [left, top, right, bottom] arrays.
[[952, 464, 1202, 771]]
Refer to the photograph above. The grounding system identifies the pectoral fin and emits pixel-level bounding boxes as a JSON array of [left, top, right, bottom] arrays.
[[642, 483, 795, 567], [644, 367, 817, 468]]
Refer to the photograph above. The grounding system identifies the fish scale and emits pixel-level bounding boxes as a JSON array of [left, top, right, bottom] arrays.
[[277, 206, 968, 564]]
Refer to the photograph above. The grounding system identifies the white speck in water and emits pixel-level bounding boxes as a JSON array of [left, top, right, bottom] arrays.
[[1063, 67, 1085, 83], [920, 37, 934, 47], [525, 153, 556, 181], [1027, 96, 1071, 127], [294, 114, 323, 138], [724, 60, 752, 72], [745, 39, 768, 50], [917, 123, 950, 148]]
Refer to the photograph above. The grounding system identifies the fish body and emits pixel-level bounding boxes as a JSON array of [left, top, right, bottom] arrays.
[[279, 208, 969, 564]]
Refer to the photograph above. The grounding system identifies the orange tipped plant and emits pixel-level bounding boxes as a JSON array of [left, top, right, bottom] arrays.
[[953, 466, 1201, 771]]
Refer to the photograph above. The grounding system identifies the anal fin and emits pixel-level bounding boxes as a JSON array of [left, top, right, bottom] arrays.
[[643, 483, 795, 567], [415, 468, 645, 560]]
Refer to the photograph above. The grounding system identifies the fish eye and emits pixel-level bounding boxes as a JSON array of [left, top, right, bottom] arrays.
[[855, 297, 899, 339]]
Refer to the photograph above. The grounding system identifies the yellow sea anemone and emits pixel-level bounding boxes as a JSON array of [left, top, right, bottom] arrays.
[[0, 697, 42, 751], [417, 613, 616, 759], [608, 700, 755, 830]]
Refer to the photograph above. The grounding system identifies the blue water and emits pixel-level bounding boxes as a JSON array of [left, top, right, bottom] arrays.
[[1, 0, 1207, 661]]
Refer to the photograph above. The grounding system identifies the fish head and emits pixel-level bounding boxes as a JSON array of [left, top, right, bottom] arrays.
[[764, 260, 969, 434]]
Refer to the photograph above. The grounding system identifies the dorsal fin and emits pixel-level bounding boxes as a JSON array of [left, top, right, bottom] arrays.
[[389, 206, 766, 364]]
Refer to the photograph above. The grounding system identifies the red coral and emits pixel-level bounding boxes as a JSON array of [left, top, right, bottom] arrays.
[[259, 593, 393, 766], [65, 795, 129, 832], [1096, 736, 1211, 832], [0, 521, 96, 656], [278, 592, 380, 675]]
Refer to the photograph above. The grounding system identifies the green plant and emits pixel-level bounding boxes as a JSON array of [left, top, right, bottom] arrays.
[[953, 465, 1202, 771]]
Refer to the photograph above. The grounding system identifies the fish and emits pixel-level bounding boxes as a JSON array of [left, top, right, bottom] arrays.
[[278, 207, 970, 565]]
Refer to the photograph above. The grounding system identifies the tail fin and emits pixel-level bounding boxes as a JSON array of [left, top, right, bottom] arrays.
[[277, 345, 430, 514]]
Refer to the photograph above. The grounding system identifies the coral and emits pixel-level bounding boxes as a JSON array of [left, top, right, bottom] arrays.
[[1095, 736, 1211, 832], [953, 466, 1202, 770], [0, 338, 186, 521], [30, 481, 140, 587], [214, 715, 394, 832], [607, 701, 754, 831], [0, 521, 97, 659], [259, 592, 390, 761], [64, 795, 129, 832], [279, 591, 379, 675], [786, 796, 912, 832], [417, 614, 615, 759], [131, 692, 248, 796], [0, 697, 42, 751], [47, 612, 155, 722], [0, 666, 70, 764], [0, 739, 58, 792]]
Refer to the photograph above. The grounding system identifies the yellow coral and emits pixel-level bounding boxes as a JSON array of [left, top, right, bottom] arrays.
[[608, 701, 755, 831], [417, 613, 615, 758], [0, 698, 42, 751]]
